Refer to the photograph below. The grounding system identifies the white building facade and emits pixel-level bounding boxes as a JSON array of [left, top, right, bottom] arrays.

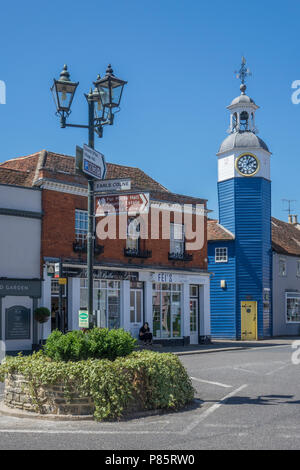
[[0, 183, 42, 352]]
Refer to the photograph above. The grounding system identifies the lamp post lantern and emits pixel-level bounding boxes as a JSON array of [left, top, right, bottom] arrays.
[[51, 64, 127, 327]]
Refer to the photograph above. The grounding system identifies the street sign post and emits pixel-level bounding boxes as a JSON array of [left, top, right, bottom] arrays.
[[95, 193, 149, 216], [94, 178, 131, 193], [76, 144, 107, 180]]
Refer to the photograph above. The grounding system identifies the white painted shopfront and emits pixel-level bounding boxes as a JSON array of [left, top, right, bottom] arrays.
[[0, 184, 42, 352], [41, 264, 210, 345]]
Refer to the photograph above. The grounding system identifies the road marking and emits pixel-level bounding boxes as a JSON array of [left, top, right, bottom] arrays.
[[190, 377, 232, 388], [182, 384, 248, 435], [265, 363, 291, 376], [0, 429, 176, 435], [205, 423, 249, 428], [247, 345, 290, 352], [233, 367, 259, 375]]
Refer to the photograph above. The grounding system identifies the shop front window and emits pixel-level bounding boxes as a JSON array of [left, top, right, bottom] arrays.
[[286, 292, 300, 323], [80, 279, 120, 329], [152, 283, 182, 339]]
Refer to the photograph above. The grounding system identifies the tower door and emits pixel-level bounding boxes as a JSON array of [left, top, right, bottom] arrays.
[[241, 301, 257, 340]]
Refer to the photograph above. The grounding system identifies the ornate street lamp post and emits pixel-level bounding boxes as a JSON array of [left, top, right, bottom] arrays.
[[51, 64, 127, 326]]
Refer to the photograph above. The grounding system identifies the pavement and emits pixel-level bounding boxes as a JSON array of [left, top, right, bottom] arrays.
[[157, 337, 297, 356], [0, 339, 300, 450]]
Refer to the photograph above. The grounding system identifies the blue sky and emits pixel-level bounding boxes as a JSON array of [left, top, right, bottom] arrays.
[[0, 0, 299, 220]]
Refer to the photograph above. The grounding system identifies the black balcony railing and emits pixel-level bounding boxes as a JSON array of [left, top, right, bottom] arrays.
[[73, 241, 104, 255], [168, 251, 193, 261], [124, 248, 152, 259]]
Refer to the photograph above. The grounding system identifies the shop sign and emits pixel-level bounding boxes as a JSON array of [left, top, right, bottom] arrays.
[[94, 178, 131, 193], [79, 310, 89, 328], [98, 270, 139, 281], [96, 193, 149, 215], [5, 306, 31, 340], [0, 279, 41, 298]]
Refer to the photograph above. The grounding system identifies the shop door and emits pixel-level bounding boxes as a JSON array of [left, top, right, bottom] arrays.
[[129, 289, 143, 339], [241, 301, 257, 340], [190, 298, 199, 344]]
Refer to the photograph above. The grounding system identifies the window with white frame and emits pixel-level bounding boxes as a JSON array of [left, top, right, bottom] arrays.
[[286, 292, 300, 323], [75, 209, 88, 245], [170, 223, 184, 255], [126, 217, 140, 251], [279, 258, 287, 277], [215, 247, 228, 263], [297, 260, 300, 277]]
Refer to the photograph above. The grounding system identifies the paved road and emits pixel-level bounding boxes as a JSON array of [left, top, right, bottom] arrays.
[[0, 344, 299, 450]]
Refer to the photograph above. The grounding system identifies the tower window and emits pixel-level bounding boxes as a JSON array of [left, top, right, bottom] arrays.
[[215, 247, 228, 263], [232, 112, 238, 131], [239, 111, 249, 130]]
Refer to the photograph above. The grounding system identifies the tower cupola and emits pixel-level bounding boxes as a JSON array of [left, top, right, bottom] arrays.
[[227, 58, 258, 134]]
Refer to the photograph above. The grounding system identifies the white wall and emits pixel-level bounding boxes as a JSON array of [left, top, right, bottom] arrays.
[[0, 215, 41, 278], [0, 185, 41, 278], [0, 185, 41, 212]]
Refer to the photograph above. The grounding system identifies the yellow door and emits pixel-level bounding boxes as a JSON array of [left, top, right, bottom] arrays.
[[241, 301, 257, 340]]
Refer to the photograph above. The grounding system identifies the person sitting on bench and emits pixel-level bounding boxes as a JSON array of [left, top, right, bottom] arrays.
[[139, 322, 153, 345]]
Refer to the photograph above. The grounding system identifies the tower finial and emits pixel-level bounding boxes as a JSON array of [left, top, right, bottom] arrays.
[[234, 56, 252, 93]]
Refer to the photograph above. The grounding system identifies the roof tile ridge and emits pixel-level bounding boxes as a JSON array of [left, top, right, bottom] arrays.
[[0, 152, 41, 165], [33, 150, 48, 185], [216, 222, 235, 239]]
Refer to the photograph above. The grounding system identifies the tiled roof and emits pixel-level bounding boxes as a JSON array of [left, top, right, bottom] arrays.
[[150, 190, 206, 205], [0, 167, 33, 187], [0, 150, 168, 192], [0, 150, 206, 206], [208, 216, 300, 256], [272, 217, 300, 256], [207, 219, 235, 241]]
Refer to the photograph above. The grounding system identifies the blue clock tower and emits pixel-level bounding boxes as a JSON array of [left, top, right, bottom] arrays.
[[208, 58, 272, 339]]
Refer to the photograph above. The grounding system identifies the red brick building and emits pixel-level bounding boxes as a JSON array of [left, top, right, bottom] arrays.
[[0, 150, 210, 345]]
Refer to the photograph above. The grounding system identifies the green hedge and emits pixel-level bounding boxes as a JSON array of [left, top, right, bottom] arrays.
[[0, 351, 195, 420], [43, 328, 137, 361]]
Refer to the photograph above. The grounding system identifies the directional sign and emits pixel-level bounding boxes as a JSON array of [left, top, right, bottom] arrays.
[[79, 310, 89, 328], [94, 178, 131, 193], [82, 144, 107, 180], [95, 193, 149, 216]]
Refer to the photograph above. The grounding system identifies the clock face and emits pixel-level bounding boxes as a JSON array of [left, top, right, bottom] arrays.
[[236, 153, 259, 176]]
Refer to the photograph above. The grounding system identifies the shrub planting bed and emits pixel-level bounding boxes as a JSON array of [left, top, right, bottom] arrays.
[[0, 329, 195, 421]]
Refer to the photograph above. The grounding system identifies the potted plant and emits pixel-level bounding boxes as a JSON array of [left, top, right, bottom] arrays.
[[34, 307, 51, 347]]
